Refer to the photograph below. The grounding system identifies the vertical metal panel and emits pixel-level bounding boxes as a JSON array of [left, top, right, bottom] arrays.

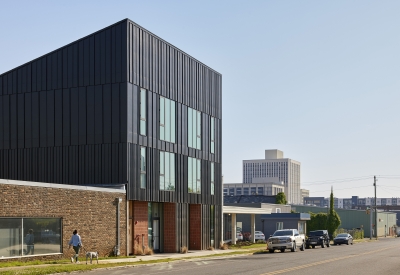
[[89, 35, 95, 86], [78, 41, 84, 87], [70, 87, 79, 145], [54, 89, 63, 147], [0, 96, 3, 149], [121, 21, 128, 84], [119, 83, 127, 143], [10, 94, 17, 149], [78, 87, 87, 145], [115, 23, 122, 83], [126, 83, 133, 143], [31, 92, 39, 148], [0, 75, 2, 95], [39, 91, 47, 147], [87, 86, 95, 144], [94, 85, 103, 144], [62, 89, 70, 146], [83, 38, 90, 86], [103, 84, 112, 144], [46, 90, 55, 147], [105, 28, 112, 84], [17, 94, 24, 148], [111, 83, 120, 143]]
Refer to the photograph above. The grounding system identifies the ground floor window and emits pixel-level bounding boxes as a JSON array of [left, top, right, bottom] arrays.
[[0, 218, 62, 258], [276, 222, 283, 230]]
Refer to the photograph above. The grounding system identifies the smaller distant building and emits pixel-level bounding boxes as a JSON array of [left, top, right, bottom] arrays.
[[304, 196, 400, 210], [224, 182, 284, 196], [300, 189, 309, 204]]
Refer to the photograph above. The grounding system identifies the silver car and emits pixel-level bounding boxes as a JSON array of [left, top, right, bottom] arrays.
[[254, 231, 265, 240]]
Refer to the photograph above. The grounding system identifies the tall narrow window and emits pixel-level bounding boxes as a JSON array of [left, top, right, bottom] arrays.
[[188, 157, 201, 193], [140, 88, 147, 136], [160, 151, 175, 190], [210, 117, 215, 154], [160, 97, 176, 143], [188, 107, 201, 150], [140, 147, 146, 188], [211, 162, 215, 195]]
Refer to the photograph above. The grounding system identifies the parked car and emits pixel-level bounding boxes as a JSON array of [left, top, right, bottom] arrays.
[[267, 229, 305, 253], [255, 231, 265, 241], [333, 233, 353, 245], [305, 230, 330, 249]]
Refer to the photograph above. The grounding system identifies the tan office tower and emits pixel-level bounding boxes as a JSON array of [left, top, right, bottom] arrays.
[[243, 150, 301, 204]]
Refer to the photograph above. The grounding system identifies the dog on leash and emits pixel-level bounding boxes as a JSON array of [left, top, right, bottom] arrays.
[[85, 251, 99, 264]]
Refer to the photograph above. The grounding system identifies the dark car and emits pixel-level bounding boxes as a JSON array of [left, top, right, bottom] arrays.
[[305, 230, 330, 249], [333, 233, 353, 245]]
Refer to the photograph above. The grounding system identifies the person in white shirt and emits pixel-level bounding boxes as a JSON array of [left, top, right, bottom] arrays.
[[68, 229, 82, 263]]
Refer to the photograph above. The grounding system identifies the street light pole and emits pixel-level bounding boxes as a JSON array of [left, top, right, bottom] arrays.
[[374, 175, 378, 240]]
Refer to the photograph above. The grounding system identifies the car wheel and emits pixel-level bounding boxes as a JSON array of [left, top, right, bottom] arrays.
[[291, 242, 297, 252], [327, 241, 330, 247], [346, 241, 349, 245], [321, 241, 325, 248], [280, 249, 285, 253], [300, 242, 305, 251], [312, 245, 315, 249], [351, 241, 353, 245], [269, 249, 274, 253]]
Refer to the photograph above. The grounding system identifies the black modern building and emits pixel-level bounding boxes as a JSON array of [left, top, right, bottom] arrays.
[[0, 19, 222, 253]]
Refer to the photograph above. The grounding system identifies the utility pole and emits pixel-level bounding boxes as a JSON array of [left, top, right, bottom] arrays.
[[374, 175, 378, 240]]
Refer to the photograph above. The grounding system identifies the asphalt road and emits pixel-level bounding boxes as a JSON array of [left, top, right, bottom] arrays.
[[85, 238, 400, 275]]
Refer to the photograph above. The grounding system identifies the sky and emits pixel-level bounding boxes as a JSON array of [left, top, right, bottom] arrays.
[[0, 0, 399, 199]]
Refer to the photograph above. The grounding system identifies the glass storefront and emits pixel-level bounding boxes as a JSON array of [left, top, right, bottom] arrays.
[[0, 218, 62, 258]]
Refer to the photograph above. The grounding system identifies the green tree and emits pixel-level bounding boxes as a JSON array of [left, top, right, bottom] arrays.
[[275, 192, 287, 205], [326, 188, 341, 236], [307, 212, 328, 234]]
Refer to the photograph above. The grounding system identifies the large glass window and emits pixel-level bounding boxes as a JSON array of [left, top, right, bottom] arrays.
[[211, 162, 215, 195], [140, 88, 147, 136], [0, 218, 62, 258], [140, 147, 146, 188], [188, 107, 201, 150], [210, 117, 215, 154], [160, 97, 176, 143], [188, 157, 201, 193], [160, 151, 175, 190]]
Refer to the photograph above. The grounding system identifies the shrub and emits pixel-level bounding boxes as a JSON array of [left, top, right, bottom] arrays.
[[144, 246, 154, 255], [256, 240, 266, 244], [219, 241, 229, 250], [134, 243, 144, 255], [207, 246, 214, 250], [180, 246, 188, 254]]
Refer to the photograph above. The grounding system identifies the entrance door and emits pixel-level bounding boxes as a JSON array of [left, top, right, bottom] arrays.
[[153, 219, 160, 251]]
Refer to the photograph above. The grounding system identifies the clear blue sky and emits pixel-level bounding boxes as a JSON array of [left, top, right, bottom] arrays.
[[1, 0, 399, 198]]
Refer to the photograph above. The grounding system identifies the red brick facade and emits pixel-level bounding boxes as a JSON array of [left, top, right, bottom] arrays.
[[163, 203, 176, 252], [131, 200, 148, 254], [189, 204, 202, 250], [0, 181, 126, 261]]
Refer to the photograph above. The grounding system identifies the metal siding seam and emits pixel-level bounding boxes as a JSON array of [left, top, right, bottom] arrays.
[[62, 48, 68, 88], [12, 70, 17, 94], [38, 91, 46, 148], [0, 75, 2, 95], [62, 89, 70, 146], [111, 83, 120, 143], [46, 54, 52, 90], [89, 36, 95, 86], [9, 94, 17, 149], [119, 82, 127, 143], [68, 46, 74, 88], [54, 89, 62, 146], [56, 51, 62, 90]]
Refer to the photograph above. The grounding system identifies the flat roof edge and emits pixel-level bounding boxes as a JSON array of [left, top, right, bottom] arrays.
[[0, 179, 126, 194]]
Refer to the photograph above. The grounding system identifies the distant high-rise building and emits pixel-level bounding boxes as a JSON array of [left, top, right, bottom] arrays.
[[243, 150, 301, 204]]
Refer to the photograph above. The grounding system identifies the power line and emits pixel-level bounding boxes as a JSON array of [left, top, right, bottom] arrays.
[[310, 185, 372, 193]]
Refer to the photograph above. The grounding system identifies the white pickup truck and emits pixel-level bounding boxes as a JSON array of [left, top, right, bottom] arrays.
[[267, 229, 305, 253]]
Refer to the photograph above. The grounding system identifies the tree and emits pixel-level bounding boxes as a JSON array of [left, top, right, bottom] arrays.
[[326, 187, 341, 237], [275, 192, 287, 205]]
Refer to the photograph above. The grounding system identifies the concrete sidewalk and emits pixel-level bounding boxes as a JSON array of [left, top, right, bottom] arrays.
[[99, 248, 249, 264]]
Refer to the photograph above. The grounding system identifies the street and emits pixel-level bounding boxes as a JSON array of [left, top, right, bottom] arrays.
[[84, 238, 400, 275]]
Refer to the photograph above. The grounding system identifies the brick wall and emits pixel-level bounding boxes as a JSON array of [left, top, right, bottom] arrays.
[[0, 181, 126, 261], [163, 203, 176, 252], [189, 204, 201, 250], [131, 200, 148, 254]]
